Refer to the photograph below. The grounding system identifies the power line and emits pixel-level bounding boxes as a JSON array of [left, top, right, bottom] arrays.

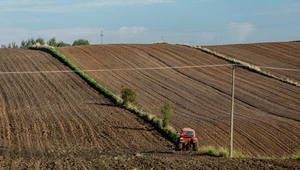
[[0, 64, 233, 75], [0, 64, 299, 75]]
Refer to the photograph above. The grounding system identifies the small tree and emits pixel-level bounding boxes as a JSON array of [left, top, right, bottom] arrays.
[[12, 42, 18, 48], [72, 39, 90, 46], [20, 40, 26, 48], [25, 38, 35, 48], [121, 85, 137, 106], [8, 43, 12, 48], [47, 37, 57, 47], [161, 101, 172, 128]]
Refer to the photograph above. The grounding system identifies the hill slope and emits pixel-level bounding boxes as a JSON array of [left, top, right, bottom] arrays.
[[57, 44, 300, 157], [0, 48, 172, 159], [206, 42, 300, 83]]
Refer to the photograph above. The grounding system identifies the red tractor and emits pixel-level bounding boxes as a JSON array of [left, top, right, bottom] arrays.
[[176, 128, 198, 151]]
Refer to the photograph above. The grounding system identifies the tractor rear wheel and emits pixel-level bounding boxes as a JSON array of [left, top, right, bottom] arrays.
[[186, 143, 190, 151], [193, 143, 198, 151]]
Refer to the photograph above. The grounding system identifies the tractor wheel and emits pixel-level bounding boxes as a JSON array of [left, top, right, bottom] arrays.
[[193, 143, 198, 151], [186, 143, 190, 151], [175, 142, 181, 151]]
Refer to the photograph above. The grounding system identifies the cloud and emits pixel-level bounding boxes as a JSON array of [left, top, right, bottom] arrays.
[[252, 3, 300, 16], [119, 27, 148, 35], [227, 23, 255, 42], [0, 19, 41, 24], [1, 0, 175, 12], [74, 0, 174, 8]]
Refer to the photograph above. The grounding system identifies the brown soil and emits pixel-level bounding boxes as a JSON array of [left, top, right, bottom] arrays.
[[0, 47, 299, 169], [57, 44, 300, 157], [206, 42, 300, 83], [0, 48, 172, 168], [0, 153, 299, 170]]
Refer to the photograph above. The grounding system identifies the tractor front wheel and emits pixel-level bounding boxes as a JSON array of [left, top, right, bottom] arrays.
[[176, 142, 183, 151]]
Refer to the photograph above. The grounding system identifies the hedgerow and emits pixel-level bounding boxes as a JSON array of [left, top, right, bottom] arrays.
[[179, 44, 299, 87]]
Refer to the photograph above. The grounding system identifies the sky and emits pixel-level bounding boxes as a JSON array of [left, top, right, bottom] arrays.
[[0, 0, 300, 46]]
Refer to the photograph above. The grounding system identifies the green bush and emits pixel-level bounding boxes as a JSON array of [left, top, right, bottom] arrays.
[[72, 39, 90, 46], [121, 86, 137, 106], [198, 146, 230, 157], [57, 41, 71, 47], [290, 154, 300, 160], [161, 101, 172, 128]]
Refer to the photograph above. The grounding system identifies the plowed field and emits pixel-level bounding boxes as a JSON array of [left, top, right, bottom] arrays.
[[0, 47, 299, 169], [0, 48, 173, 168], [206, 42, 300, 83], [57, 44, 300, 157]]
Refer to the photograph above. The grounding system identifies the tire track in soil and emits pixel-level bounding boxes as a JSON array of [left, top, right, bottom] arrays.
[[53, 72, 103, 149], [9, 50, 43, 157], [0, 94, 11, 154], [1, 51, 24, 155], [4, 76, 23, 156], [40, 73, 100, 151], [23, 50, 75, 153], [21, 51, 61, 156]]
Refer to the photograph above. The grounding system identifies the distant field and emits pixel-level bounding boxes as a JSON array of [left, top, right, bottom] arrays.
[[206, 42, 300, 83], [57, 44, 300, 157]]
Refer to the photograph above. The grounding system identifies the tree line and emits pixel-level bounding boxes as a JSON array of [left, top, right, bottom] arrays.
[[3, 37, 90, 48]]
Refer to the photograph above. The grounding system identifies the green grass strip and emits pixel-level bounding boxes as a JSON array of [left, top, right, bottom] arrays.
[[178, 44, 299, 87], [29, 46, 179, 144]]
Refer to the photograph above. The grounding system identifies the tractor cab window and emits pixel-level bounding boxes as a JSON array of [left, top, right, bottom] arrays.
[[184, 131, 194, 137]]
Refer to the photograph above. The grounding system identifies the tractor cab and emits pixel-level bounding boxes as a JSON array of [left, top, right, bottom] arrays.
[[181, 128, 195, 137]]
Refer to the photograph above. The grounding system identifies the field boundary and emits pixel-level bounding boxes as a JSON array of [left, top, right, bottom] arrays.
[[178, 44, 299, 87], [29, 46, 179, 143]]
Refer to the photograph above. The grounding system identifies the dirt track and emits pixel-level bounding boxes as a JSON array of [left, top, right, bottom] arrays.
[[206, 42, 300, 83], [57, 44, 300, 157], [0, 152, 299, 169]]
